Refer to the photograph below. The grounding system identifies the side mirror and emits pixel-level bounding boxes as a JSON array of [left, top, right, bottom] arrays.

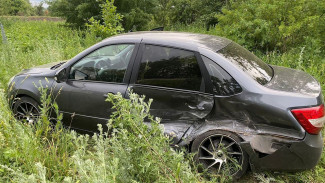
[[55, 68, 68, 83]]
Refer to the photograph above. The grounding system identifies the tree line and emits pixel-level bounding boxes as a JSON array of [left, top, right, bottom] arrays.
[[0, 0, 47, 16], [1, 0, 324, 53], [46, 0, 226, 31]]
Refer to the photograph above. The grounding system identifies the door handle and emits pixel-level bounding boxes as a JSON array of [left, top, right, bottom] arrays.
[[103, 92, 115, 98]]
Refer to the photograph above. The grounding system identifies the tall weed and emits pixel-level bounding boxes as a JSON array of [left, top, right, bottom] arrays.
[[0, 85, 220, 182]]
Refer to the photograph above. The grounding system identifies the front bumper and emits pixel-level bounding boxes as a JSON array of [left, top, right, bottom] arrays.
[[242, 132, 323, 171]]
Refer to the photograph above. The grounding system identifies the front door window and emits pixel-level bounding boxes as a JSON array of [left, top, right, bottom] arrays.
[[70, 44, 135, 83]]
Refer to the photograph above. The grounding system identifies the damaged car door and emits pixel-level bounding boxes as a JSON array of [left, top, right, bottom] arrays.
[[129, 44, 214, 143]]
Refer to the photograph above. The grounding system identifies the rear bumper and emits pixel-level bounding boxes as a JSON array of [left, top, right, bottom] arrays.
[[242, 132, 323, 171]]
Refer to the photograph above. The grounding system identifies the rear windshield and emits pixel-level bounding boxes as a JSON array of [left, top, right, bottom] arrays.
[[217, 42, 273, 85]]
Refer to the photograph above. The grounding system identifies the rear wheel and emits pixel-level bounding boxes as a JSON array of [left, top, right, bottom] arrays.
[[13, 97, 40, 124], [191, 130, 248, 179]]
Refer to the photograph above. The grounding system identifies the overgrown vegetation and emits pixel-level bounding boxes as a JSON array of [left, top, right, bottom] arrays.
[[0, 85, 219, 182], [0, 17, 100, 88], [47, 0, 228, 31], [215, 0, 325, 52], [47, 0, 102, 28], [1, 0, 325, 181], [86, 0, 124, 39]]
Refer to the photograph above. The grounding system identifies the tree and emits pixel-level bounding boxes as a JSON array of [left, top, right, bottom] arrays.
[[47, 0, 158, 30], [47, 0, 102, 27], [86, 0, 124, 38], [114, 0, 157, 31], [35, 2, 45, 16], [167, 0, 226, 30], [0, 0, 34, 16], [153, 0, 172, 27]]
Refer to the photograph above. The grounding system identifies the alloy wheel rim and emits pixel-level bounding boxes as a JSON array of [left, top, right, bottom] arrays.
[[15, 102, 40, 124], [197, 134, 243, 175]]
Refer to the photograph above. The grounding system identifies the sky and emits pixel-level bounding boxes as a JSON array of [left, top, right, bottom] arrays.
[[30, 0, 49, 8]]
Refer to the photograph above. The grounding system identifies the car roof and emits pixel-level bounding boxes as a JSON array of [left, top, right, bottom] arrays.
[[104, 31, 232, 52]]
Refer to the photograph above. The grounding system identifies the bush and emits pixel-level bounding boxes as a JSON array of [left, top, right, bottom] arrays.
[[86, 0, 124, 39], [47, 0, 102, 28], [168, 0, 225, 29], [216, 0, 325, 52]]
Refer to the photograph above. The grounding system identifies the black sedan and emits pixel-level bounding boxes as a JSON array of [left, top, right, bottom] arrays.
[[7, 32, 324, 178]]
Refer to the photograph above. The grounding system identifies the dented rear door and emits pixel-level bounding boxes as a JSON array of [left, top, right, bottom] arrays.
[[131, 86, 214, 121], [128, 44, 214, 142]]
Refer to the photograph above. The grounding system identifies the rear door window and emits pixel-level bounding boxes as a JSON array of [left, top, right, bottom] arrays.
[[136, 45, 203, 91], [202, 56, 242, 95]]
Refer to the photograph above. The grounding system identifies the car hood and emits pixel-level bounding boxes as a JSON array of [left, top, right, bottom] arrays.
[[265, 65, 321, 97], [17, 61, 66, 76]]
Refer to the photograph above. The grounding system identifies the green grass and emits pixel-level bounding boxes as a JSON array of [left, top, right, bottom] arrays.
[[0, 19, 324, 182], [0, 17, 100, 88]]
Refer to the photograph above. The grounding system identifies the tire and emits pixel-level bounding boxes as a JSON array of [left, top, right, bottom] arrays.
[[191, 130, 248, 179], [13, 96, 40, 124]]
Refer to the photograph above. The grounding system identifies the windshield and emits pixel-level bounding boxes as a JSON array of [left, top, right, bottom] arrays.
[[218, 42, 273, 85]]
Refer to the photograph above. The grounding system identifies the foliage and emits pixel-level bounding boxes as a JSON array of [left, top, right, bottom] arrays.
[[168, 0, 226, 30], [0, 0, 35, 16], [34, 2, 45, 16], [46, 0, 226, 31], [152, 0, 171, 27], [47, 0, 102, 28], [216, 0, 325, 52], [0, 81, 77, 181], [86, 0, 124, 39], [114, 0, 157, 31]]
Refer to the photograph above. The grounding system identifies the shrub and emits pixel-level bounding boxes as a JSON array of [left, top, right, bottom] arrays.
[[216, 0, 325, 52], [86, 0, 124, 39]]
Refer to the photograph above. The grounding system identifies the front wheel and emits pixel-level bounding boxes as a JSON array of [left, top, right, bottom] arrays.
[[13, 97, 40, 124], [191, 130, 248, 179]]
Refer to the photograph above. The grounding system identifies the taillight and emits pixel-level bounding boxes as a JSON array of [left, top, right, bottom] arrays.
[[291, 104, 325, 135]]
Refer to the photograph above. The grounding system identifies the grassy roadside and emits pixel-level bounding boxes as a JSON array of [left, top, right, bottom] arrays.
[[0, 19, 324, 182]]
